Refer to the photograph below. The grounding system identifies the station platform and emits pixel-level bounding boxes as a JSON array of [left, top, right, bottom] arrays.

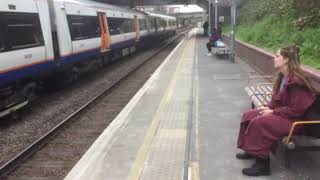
[[65, 29, 319, 180]]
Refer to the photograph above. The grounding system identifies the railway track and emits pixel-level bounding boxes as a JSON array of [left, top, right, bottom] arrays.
[[0, 29, 190, 179]]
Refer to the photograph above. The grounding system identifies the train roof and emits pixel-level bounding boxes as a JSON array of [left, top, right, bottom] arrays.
[[54, 0, 143, 15], [53, 0, 176, 20], [143, 11, 176, 20]]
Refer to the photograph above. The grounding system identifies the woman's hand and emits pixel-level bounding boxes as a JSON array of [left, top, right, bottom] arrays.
[[257, 106, 269, 111], [260, 109, 273, 116], [257, 106, 273, 116]]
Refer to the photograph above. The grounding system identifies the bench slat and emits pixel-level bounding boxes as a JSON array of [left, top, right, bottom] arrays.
[[257, 86, 272, 94], [245, 85, 273, 107]]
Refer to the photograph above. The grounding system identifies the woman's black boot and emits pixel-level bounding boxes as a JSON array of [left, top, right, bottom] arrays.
[[242, 157, 270, 176], [236, 152, 254, 160]]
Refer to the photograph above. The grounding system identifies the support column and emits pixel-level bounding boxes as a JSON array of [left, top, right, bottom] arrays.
[[214, 0, 218, 29], [229, 0, 236, 63], [208, 0, 211, 34], [129, 0, 135, 8]]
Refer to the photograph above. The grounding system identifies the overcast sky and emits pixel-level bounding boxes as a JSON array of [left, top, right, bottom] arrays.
[[166, 5, 204, 13]]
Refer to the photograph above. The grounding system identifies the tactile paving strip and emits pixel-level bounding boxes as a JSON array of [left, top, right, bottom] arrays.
[[139, 35, 195, 180], [139, 129, 187, 180], [212, 73, 244, 80]]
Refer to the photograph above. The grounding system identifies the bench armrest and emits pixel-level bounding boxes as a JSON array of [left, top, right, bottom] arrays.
[[286, 121, 320, 144]]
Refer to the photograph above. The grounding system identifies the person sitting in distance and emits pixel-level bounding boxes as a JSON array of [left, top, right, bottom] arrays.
[[236, 45, 318, 176], [206, 28, 222, 56]]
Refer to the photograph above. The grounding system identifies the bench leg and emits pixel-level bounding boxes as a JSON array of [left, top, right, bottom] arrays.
[[283, 148, 291, 168]]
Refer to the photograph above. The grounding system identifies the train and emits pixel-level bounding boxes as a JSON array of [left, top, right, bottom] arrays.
[[0, 0, 178, 119]]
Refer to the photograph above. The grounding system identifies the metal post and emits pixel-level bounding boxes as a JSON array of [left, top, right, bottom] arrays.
[[229, 0, 236, 63], [203, 11, 205, 23], [208, 0, 211, 34], [215, 0, 218, 29]]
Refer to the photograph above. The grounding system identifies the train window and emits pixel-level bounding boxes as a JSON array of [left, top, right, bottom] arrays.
[[169, 20, 176, 26], [161, 20, 167, 28], [67, 15, 100, 41], [129, 19, 135, 32], [150, 19, 155, 29], [120, 18, 134, 33], [0, 26, 4, 52], [143, 19, 147, 30], [156, 18, 160, 27], [107, 17, 124, 35], [107, 18, 134, 34], [138, 19, 147, 31], [1, 12, 44, 51]]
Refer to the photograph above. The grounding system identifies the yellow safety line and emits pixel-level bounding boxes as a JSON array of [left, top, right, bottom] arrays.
[[190, 34, 200, 180], [166, 36, 195, 101], [190, 162, 200, 180], [127, 38, 191, 180]]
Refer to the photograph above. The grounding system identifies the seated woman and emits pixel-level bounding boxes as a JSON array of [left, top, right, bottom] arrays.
[[236, 45, 318, 176], [206, 28, 222, 56]]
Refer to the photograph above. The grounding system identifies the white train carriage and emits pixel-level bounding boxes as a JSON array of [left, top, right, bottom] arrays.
[[163, 14, 177, 36], [0, 0, 55, 84], [0, 0, 177, 119], [144, 12, 177, 39], [51, 0, 145, 66], [0, 0, 55, 117]]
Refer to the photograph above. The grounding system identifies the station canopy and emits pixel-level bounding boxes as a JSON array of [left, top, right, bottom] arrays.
[[93, 0, 233, 9]]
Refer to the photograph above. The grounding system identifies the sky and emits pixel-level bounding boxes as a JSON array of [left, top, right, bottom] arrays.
[[166, 4, 204, 13]]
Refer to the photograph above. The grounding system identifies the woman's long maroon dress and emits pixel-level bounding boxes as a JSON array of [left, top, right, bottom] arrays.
[[237, 73, 316, 158]]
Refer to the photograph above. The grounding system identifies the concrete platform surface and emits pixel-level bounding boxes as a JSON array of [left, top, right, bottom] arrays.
[[65, 29, 320, 180]]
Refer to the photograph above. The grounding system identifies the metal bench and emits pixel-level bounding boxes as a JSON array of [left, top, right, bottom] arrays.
[[244, 76, 273, 108], [213, 46, 230, 55], [212, 46, 230, 58], [245, 75, 320, 168]]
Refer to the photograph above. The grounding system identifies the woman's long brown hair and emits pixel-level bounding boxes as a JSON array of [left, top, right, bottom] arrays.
[[273, 45, 317, 94]]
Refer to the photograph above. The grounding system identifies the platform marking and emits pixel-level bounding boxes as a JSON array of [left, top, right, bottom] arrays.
[[195, 32, 201, 167], [127, 38, 189, 180], [189, 162, 200, 180], [192, 43, 201, 180], [166, 29, 196, 102], [188, 29, 200, 180]]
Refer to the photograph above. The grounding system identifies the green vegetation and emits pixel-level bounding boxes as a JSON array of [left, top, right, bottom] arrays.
[[223, 0, 320, 69]]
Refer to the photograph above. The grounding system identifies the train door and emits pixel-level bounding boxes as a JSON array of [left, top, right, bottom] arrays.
[[98, 12, 110, 52], [134, 15, 140, 42]]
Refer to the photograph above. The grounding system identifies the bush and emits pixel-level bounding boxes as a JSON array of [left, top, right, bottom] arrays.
[[223, 15, 320, 69], [231, 0, 319, 68], [238, 0, 320, 28]]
